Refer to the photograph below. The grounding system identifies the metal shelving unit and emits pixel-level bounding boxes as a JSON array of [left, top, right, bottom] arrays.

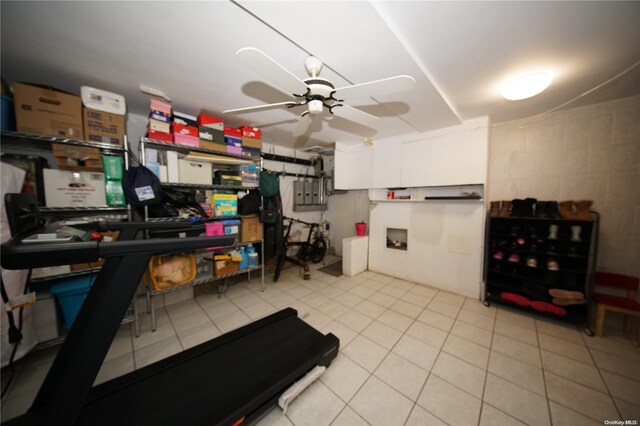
[[0, 131, 139, 339], [138, 137, 265, 331]]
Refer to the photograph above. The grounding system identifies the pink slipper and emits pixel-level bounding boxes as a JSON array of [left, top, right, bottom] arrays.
[[501, 292, 531, 306], [530, 301, 567, 316]]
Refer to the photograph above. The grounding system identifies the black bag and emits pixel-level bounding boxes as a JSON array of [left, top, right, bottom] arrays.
[[260, 196, 279, 224], [122, 166, 164, 206], [238, 191, 261, 215]]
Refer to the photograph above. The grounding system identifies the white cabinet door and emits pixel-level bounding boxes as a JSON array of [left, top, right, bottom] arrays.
[[430, 130, 471, 185], [334, 147, 352, 190], [373, 142, 402, 188], [401, 139, 431, 187], [350, 148, 373, 189]]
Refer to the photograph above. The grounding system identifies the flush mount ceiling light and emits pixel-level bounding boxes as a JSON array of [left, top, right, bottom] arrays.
[[500, 72, 553, 101]]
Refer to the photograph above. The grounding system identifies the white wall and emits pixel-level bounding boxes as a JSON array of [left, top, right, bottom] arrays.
[[326, 190, 370, 256]]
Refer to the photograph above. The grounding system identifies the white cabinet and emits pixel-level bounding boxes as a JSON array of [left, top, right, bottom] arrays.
[[334, 145, 373, 190], [401, 139, 431, 187], [373, 142, 401, 188], [430, 130, 471, 186]]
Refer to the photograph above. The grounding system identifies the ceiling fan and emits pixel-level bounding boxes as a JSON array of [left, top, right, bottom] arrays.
[[223, 47, 416, 137]]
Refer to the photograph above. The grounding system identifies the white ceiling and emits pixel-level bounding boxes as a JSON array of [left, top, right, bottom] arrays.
[[2, 1, 639, 149]]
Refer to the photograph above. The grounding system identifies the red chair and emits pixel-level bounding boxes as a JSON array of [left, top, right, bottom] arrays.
[[593, 271, 640, 344]]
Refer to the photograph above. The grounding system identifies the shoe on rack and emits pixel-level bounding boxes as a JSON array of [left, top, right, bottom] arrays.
[[571, 225, 582, 242], [499, 201, 511, 217], [508, 253, 521, 263], [535, 201, 549, 218], [493, 250, 504, 260], [523, 198, 537, 217], [558, 201, 575, 219], [526, 256, 538, 268], [552, 297, 586, 306], [574, 200, 594, 221], [548, 289, 584, 299], [547, 201, 562, 218], [490, 201, 501, 218], [547, 259, 559, 271], [548, 224, 559, 240], [530, 301, 567, 316], [501, 292, 531, 307]]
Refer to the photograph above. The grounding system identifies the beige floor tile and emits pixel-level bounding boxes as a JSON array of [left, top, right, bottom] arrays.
[[349, 286, 376, 299], [316, 285, 345, 300], [495, 319, 539, 346], [389, 279, 415, 291], [213, 309, 251, 333], [286, 300, 313, 316], [378, 285, 408, 299], [368, 291, 397, 308], [376, 309, 414, 332], [406, 321, 448, 349], [492, 333, 542, 368], [479, 403, 527, 426], [231, 292, 264, 309], [315, 300, 349, 320], [321, 321, 358, 347], [94, 352, 134, 385], [362, 320, 403, 350], [133, 319, 177, 351], [538, 332, 593, 364], [303, 309, 333, 330], [300, 292, 329, 308], [177, 322, 221, 349], [389, 299, 424, 319], [164, 299, 204, 320], [584, 334, 640, 362], [404, 405, 447, 426], [541, 349, 607, 393], [426, 299, 461, 319], [417, 309, 455, 332], [614, 398, 640, 421], [601, 370, 640, 407], [1, 393, 34, 422], [407, 284, 438, 298], [451, 320, 493, 348], [104, 327, 133, 362], [334, 292, 364, 308], [488, 350, 546, 396], [254, 407, 294, 426], [392, 335, 440, 371], [496, 307, 537, 330], [545, 371, 619, 422], [374, 353, 429, 400], [350, 376, 413, 426], [134, 335, 182, 369], [342, 335, 389, 373], [370, 273, 396, 284], [443, 334, 490, 369], [463, 298, 497, 318], [320, 354, 370, 402], [535, 317, 584, 344], [417, 375, 482, 426], [263, 292, 297, 309], [548, 401, 602, 426], [401, 291, 432, 308], [484, 373, 550, 426], [354, 299, 386, 319], [591, 349, 640, 381], [362, 280, 386, 292], [457, 308, 496, 331], [432, 352, 486, 398], [286, 286, 313, 300], [203, 300, 239, 321], [285, 381, 344, 426], [433, 290, 466, 307], [169, 309, 211, 334], [329, 407, 369, 426], [336, 310, 374, 333]]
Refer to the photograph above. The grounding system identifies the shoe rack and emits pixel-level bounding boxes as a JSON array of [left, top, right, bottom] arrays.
[[483, 214, 599, 332]]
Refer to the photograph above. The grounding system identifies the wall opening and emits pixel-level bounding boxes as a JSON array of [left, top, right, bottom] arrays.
[[386, 228, 407, 251]]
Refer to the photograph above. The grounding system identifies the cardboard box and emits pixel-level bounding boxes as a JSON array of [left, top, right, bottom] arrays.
[[53, 144, 103, 172], [43, 169, 107, 207], [241, 136, 262, 149], [212, 192, 238, 217], [173, 123, 198, 137], [178, 159, 212, 185], [242, 147, 262, 159], [213, 254, 238, 276], [241, 216, 263, 242], [147, 129, 173, 142], [149, 118, 170, 133], [150, 110, 172, 123], [83, 108, 125, 146], [199, 139, 227, 153], [81, 86, 126, 116], [240, 126, 261, 139], [198, 113, 223, 130], [174, 134, 199, 148], [224, 135, 242, 148], [227, 146, 242, 156], [199, 126, 224, 144], [13, 82, 84, 139]]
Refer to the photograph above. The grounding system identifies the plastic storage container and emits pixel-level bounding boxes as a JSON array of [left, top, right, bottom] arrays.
[[49, 274, 97, 329], [238, 247, 249, 270], [248, 252, 259, 268]]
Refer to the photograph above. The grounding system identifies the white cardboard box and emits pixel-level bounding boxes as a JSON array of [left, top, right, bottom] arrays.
[[43, 169, 107, 207], [178, 159, 212, 185]]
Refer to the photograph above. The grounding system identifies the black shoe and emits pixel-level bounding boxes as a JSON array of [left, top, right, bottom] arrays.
[[547, 201, 562, 218]]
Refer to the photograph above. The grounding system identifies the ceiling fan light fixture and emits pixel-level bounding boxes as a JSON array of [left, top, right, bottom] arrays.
[[308, 99, 324, 115], [500, 72, 553, 101]]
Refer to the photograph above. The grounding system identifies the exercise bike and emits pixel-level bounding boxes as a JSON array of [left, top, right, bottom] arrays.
[[274, 216, 327, 282]]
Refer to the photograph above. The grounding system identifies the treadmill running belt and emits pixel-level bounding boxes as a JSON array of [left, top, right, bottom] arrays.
[[77, 309, 338, 426]]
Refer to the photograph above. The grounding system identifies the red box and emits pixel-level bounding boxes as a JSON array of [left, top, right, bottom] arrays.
[[240, 126, 261, 139], [173, 123, 198, 137], [223, 126, 242, 138], [198, 113, 223, 130], [147, 129, 173, 142], [174, 134, 199, 147]]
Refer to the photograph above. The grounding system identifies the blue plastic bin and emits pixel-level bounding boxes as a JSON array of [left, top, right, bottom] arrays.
[[49, 275, 96, 329]]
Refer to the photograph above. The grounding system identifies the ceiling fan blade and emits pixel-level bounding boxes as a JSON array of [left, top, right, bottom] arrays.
[[331, 105, 379, 129], [223, 101, 298, 115], [293, 114, 312, 137], [236, 47, 309, 96], [333, 75, 415, 102]]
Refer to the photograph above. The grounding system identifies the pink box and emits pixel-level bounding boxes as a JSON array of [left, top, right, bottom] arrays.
[[150, 98, 172, 115], [205, 222, 224, 250], [174, 134, 199, 148], [226, 145, 242, 156]]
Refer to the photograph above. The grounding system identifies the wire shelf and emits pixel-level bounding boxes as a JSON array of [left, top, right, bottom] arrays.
[[1, 131, 125, 152]]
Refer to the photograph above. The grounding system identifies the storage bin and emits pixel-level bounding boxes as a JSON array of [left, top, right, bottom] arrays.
[[49, 275, 97, 329], [214, 254, 239, 276], [221, 219, 241, 244]]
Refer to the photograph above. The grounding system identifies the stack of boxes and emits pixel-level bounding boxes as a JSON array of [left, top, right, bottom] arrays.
[[224, 126, 243, 156], [173, 112, 199, 148], [147, 98, 173, 142], [240, 126, 262, 159]]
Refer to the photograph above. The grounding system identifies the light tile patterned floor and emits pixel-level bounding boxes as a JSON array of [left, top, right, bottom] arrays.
[[2, 264, 639, 425]]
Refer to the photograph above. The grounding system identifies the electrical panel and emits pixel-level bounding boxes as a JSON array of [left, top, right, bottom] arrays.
[[294, 181, 305, 205], [292, 178, 327, 211], [303, 182, 313, 205], [312, 181, 320, 204]]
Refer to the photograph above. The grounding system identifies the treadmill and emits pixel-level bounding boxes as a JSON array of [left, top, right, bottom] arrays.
[[1, 196, 339, 426]]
